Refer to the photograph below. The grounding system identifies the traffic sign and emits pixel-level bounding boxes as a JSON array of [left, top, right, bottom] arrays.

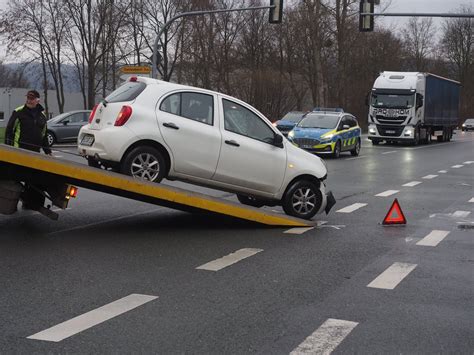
[[119, 66, 151, 74], [382, 199, 407, 225]]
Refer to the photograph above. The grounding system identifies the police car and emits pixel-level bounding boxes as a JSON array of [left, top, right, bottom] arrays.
[[287, 109, 361, 158]]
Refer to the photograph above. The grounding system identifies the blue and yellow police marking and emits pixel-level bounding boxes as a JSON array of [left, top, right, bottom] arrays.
[[0, 145, 311, 227]]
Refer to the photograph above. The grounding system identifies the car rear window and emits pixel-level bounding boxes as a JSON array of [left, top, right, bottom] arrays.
[[105, 82, 146, 103]]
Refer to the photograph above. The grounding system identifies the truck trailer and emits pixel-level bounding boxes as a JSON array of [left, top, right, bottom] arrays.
[[367, 72, 461, 145]]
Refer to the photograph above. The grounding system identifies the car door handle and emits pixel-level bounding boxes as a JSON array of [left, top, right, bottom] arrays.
[[225, 140, 240, 147], [163, 122, 179, 130]]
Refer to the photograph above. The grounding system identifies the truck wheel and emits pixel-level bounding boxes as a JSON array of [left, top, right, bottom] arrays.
[[121, 146, 166, 183], [332, 141, 341, 158], [413, 128, 420, 146], [371, 140, 380, 146], [237, 194, 265, 208], [351, 138, 361, 156], [282, 180, 322, 220]]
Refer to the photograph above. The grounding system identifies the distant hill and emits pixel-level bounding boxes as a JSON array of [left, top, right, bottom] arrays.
[[5, 62, 82, 92]]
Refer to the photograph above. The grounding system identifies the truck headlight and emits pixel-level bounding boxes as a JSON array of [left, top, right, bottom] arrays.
[[369, 126, 376, 134]]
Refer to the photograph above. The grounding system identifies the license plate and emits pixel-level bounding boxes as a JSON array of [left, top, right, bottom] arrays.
[[386, 130, 395, 134], [80, 134, 94, 146]]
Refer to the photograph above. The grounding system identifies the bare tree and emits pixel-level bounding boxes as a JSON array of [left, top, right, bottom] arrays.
[[401, 18, 436, 71]]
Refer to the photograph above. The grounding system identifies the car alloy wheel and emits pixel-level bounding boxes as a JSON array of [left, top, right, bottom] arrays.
[[282, 180, 322, 220], [121, 146, 166, 183], [46, 131, 55, 147], [351, 138, 360, 156]]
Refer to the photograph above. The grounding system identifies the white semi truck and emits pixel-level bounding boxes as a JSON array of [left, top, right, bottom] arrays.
[[367, 72, 460, 145]]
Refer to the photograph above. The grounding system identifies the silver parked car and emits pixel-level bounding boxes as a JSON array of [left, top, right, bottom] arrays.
[[47, 110, 91, 146]]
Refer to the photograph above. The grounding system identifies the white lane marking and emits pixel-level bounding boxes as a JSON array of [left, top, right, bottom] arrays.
[[284, 227, 314, 235], [469, 198, 474, 203], [382, 151, 397, 155], [417, 230, 450, 247], [463, 161, 473, 164], [367, 262, 417, 290], [438, 170, 447, 173], [452, 211, 471, 218], [336, 203, 367, 213], [346, 155, 367, 161], [53, 155, 63, 158], [27, 294, 158, 342], [196, 248, 263, 271], [422, 175, 438, 179], [375, 190, 399, 197], [451, 165, 464, 168], [290, 318, 358, 355], [403, 181, 422, 187]]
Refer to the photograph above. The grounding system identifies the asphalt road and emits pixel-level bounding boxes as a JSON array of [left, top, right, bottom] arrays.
[[1, 131, 473, 353]]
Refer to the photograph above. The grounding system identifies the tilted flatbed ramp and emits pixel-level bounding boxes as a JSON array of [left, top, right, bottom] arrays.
[[0, 144, 312, 227]]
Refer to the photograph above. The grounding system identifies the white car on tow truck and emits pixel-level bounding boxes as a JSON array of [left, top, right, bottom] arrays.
[[78, 77, 335, 219]]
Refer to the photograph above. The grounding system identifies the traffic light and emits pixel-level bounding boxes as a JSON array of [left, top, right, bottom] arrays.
[[359, 0, 374, 32], [269, 0, 283, 24]]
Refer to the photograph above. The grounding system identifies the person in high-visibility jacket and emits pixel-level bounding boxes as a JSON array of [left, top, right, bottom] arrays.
[[5, 90, 52, 155]]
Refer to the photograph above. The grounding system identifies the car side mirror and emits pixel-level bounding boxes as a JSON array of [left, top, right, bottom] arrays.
[[342, 124, 350, 130], [62, 120, 69, 126], [274, 134, 284, 148]]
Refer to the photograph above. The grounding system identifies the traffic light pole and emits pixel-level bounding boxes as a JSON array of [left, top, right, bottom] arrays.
[[151, 5, 276, 79], [361, 12, 474, 18]]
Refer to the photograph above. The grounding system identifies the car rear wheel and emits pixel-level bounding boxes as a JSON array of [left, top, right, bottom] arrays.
[[332, 141, 341, 158], [351, 138, 361, 156], [46, 131, 55, 147], [237, 194, 266, 208], [282, 180, 322, 220], [121, 146, 166, 183]]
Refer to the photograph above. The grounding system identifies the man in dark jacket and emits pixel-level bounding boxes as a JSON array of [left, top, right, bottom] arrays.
[[5, 90, 51, 210], [5, 90, 52, 155]]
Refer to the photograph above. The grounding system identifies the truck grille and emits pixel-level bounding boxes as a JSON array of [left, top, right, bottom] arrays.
[[376, 125, 404, 137], [293, 138, 320, 147], [376, 115, 407, 125]]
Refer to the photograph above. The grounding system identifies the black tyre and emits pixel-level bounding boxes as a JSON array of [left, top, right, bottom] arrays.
[[121, 146, 166, 183], [87, 156, 101, 168], [350, 138, 361, 156], [413, 127, 420, 145], [282, 180, 322, 220], [332, 141, 341, 158], [46, 131, 56, 147], [237, 194, 266, 208]]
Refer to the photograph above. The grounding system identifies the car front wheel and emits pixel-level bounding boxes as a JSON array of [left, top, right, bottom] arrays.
[[121, 146, 166, 183], [282, 180, 322, 220], [46, 131, 55, 147]]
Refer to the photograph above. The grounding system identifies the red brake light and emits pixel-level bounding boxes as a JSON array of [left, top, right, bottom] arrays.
[[130, 76, 137, 82], [89, 104, 99, 123], [115, 106, 133, 126]]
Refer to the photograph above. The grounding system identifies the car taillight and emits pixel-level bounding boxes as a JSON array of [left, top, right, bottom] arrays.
[[114, 106, 133, 126], [89, 104, 99, 123]]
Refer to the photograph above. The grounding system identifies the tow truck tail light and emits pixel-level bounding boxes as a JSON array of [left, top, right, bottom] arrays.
[[89, 104, 99, 123], [114, 106, 133, 126], [66, 185, 78, 199]]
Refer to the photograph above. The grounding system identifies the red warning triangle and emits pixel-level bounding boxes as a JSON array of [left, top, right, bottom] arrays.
[[382, 198, 406, 225]]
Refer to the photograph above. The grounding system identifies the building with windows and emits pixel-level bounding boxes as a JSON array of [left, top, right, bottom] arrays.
[[0, 88, 85, 127]]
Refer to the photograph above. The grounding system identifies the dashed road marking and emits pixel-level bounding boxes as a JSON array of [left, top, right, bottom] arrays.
[[284, 227, 314, 235], [469, 198, 474, 203], [367, 262, 417, 290], [336, 203, 367, 213], [290, 318, 358, 355], [375, 190, 399, 197], [196, 248, 263, 271], [422, 175, 438, 179], [452, 211, 471, 218], [27, 294, 158, 342], [53, 155, 63, 158], [438, 170, 447, 173], [451, 165, 464, 168], [346, 155, 367, 161], [416, 230, 450, 247], [403, 181, 422, 187], [463, 161, 473, 164], [382, 151, 397, 155]]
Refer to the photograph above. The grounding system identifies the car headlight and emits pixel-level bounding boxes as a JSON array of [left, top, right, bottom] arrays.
[[462, 123, 466, 127], [321, 134, 333, 141], [288, 131, 295, 138]]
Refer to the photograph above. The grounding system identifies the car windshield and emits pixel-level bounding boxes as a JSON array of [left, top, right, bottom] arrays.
[[371, 93, 415, 108], [297, 114, 339, 129], [281, 111, 305, 123]]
